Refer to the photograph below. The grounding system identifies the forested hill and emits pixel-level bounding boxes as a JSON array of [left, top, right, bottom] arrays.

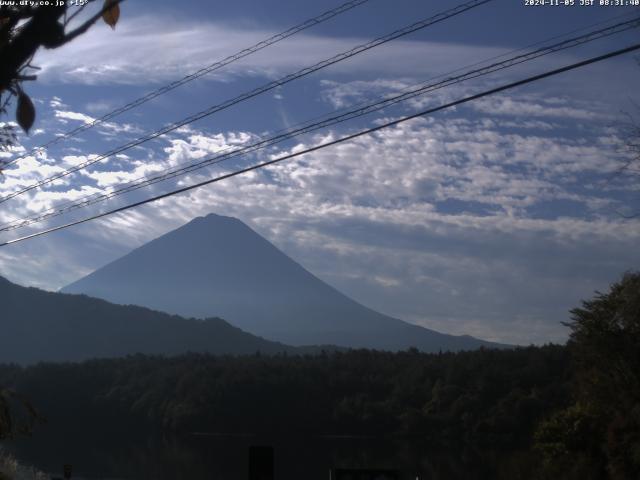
[[0, 276, 298, 363], [62, 213, 506, 351]]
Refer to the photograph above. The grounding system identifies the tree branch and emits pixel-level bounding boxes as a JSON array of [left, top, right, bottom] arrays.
[[57, 0, 125, 46]]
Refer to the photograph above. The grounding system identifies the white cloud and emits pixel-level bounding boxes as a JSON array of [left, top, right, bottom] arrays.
[[471, 96, 609, 120], [2, 109, 631, 344], [320, 78, 412, 108], [3, 35, 639, 345], [49, 96, 66, 108], [0, 154, 66, 192], [32, 14, 511, 86], [55, 110, 95, 124], [53, 109, 142, 136], [163, 131, 256, 166]]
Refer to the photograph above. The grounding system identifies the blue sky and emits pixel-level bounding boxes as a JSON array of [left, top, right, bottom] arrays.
[[0, 0, 639, 344]]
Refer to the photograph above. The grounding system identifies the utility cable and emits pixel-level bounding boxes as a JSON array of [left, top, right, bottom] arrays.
[[1, 16, 638, 233], [2, 0, 372, 168], [0, 0, 493, 204], [2, 42, 638, 247]]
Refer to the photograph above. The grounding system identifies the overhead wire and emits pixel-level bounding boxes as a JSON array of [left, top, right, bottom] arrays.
[[2, 42, 638, 247], [1, 15, 638, 233], [0, 0, 494, 204], [2, 0, 372, 168]]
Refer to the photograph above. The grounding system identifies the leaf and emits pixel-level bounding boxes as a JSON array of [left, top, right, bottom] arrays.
[[16, 91, 35, 134], [102, 0, 120, 30]]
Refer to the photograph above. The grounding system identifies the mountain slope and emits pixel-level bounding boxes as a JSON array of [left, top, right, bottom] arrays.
[[0, 276, 296, 364], [63, 214, 504, 351]]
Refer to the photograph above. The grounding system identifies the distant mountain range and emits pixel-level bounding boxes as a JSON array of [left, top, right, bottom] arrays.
[[0, 276, 299, 364], [62, 213, 504, 352]]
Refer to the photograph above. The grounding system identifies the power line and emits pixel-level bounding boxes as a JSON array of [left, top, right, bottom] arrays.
[[0, 0, 493, 204], [2, 42, 638, 248], [3, 0, 372, 168], [2, 16, 638, 233]]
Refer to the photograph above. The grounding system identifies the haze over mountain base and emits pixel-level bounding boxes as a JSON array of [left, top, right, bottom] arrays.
[[62, 214, 505, 352], [0, 276, 298, 364]]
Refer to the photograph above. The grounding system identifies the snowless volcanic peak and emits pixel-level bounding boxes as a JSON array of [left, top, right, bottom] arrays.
[[63, 214, 506, 352]]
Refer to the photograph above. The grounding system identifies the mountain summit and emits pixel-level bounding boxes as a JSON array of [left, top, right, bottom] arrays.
[[63, 214, 502, 351]]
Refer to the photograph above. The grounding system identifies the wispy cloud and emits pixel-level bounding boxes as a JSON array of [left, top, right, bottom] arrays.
[[32, 14, 511, 86], [1, 106, 631, 344], [3, 16, 639, 346]]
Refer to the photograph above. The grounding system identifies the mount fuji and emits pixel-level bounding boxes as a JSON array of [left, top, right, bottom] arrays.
[[62, 214, 504, 351]]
